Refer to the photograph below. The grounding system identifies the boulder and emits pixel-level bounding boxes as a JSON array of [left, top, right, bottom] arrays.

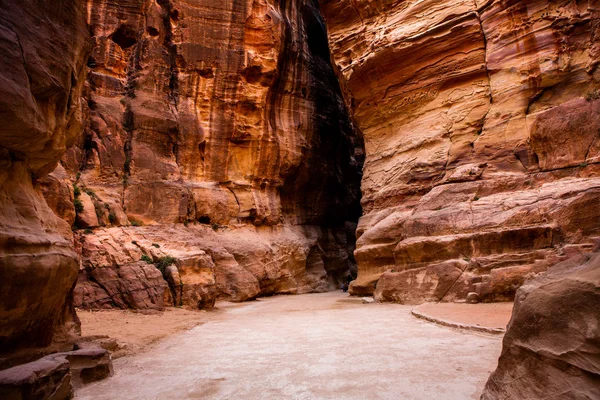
[[0, 356, 71, 400], [481, 253, 600, 399], [0, 343, 112, 399]]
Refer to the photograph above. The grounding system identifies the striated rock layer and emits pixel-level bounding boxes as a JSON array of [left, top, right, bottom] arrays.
[[0, 0, 90, 352], [57, 0, 362, 309], [481, 252, 600, 399], [321, 0, 600, 301]]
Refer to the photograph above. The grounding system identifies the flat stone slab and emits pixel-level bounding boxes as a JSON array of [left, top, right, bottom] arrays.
[[411, 302, 513, 335], [0, 344, 113, 399]]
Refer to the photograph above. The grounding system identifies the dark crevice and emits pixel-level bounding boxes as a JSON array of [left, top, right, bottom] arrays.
[[156, 0, 179, 107], [111, 25, 138, 49], [278, 1, 364, 228]]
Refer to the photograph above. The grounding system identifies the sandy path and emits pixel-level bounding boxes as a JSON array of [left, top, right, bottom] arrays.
[[77, 308, 208, 358], [76, 292, 502, 400]]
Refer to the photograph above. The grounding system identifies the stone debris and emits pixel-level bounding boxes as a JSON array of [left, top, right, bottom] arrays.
[[0, 344, 112, 400]]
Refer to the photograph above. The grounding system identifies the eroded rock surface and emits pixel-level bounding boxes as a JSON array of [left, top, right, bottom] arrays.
[[0, 343, 112, 399], [0, 0, 90, 352], [52, 0, 363, 309], [73, 224, 354, 309], [321, 0, 600, 301], [481, 252, 600, 399]]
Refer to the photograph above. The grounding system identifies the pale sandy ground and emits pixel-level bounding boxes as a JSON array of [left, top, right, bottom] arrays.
[[77, 307, 209, 358], [76, 292, 503, 400], [415, 302, 513, 330]]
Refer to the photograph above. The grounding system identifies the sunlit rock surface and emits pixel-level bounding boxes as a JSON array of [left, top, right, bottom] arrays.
[[59, 0, 362, 308], [321, 0, 600, 301]]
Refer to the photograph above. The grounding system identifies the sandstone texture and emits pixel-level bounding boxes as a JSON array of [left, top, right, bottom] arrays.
[[0, 344, 112, 399], [482, 252, 600, 399], [321, 0, 600, 301], [73, 224, 355, 309], [0, 0, 90, 352], [55, 0, 362, 309]]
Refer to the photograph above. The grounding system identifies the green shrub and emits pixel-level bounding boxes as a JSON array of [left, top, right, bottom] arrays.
[[141, 254, 153, 264], [73, 184, 81, 198], [585, 89, 600, 101], [155, 256, 177, 274], [108, 213, 117, 224], [74, 198, 84, 213], [130, 219, 142, 227], [152, 243, 160, 248], [84, 228, 93, 235]]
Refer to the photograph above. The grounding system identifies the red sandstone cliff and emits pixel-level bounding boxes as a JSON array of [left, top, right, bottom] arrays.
[[0, 0, 90, 353], [3, 0, 600, 373], [321, 0, 600, 303], [55, 0, 363, 310], [0, 0, 362, 358]]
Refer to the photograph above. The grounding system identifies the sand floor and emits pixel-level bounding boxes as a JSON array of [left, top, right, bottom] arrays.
[[414, 302, 513, 330], [76, 292, 503, 400], [77, 307, 208, 358]]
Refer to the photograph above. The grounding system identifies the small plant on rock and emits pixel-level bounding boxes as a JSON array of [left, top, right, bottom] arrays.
[[84, 188, 97, 198], [108, 213, 117, 224], [586, 89, 600, 101], [141, 254, 153, 264], [73, 184, 81, 198], [152, 243, 160, 248], [129, 219, 142, 227], [74, 198, 84, 213], [155, 256, 177, 275]]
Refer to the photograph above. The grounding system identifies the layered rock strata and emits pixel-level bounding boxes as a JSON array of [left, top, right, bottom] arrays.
[[0, 0, 90, 352], [0, 343, 113, 399], [321, 0, 600, 301], [57, 0, 362, 309], [482, 251, 600, 399]]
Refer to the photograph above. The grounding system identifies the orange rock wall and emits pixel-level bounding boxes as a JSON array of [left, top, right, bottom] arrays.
[[62, 0, 363, 308], [321, 0, 600, 301], [0, 0, 90, 352]]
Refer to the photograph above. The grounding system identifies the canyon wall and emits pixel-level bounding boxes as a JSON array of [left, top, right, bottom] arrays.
[[58, 0, 363, 309], [0, 0, 90, 352], [0, 0, 361, 356], [321, 0, 600, 302]]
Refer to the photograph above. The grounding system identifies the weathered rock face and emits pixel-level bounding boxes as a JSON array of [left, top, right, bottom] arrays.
[[321, 0, 600, 301], [55, 0, 362, 308], [0, 343, 113, 398], [481, 252, 600, 399], [0, 0, 90, 352], [73, 224, 353, 309]]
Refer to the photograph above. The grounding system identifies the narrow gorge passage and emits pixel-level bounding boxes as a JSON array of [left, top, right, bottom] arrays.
[[75, 293, 502, 400]]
